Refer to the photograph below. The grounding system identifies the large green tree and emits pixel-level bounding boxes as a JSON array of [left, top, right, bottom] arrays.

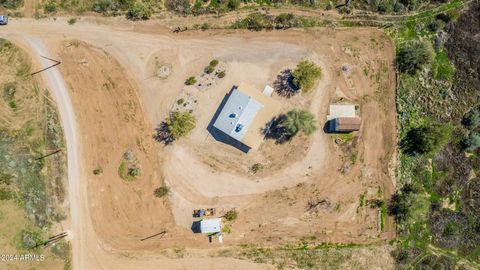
[[292, 60, 322, 93], [397, 40, 434, 74], [283, 109, 318, 136], [401, 121, 452, 156], [166, 111, 196, 139]]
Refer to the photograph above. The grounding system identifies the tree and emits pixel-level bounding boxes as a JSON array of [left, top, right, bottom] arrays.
[[291, 60, 322, 93], [397, 40, 434, 74], [224, 209, 238, 221], [166, 111, 196, 139], [462, 108, 480, 130], [401, 121, 452, 156], [227, 0, 240, 10], [126, 2, 152, 20], [283, 109, 318, 136], [463, 133, 480, 152], [185, 76, 197, 85], [44, 0, 57, 13]]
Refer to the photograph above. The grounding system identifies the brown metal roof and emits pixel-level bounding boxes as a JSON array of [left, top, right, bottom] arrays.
[[334, 117, 361, 132]]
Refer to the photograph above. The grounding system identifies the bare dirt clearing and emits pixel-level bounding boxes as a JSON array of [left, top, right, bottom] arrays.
[[1, 18, 396, 269]]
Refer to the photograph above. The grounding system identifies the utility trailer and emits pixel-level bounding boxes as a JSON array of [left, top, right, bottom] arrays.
[[193, 208, 216, 218]]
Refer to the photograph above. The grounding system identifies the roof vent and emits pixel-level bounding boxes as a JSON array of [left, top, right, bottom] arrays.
[[229, 113, 237, 118], [235, 123, 244, 132]]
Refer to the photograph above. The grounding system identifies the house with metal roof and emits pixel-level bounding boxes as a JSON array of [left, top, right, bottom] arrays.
[[213, 88, 264, 144], [327, 104, 361, 133]]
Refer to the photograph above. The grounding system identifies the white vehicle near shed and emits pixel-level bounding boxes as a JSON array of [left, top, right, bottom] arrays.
[[0, 15, 8, 25]]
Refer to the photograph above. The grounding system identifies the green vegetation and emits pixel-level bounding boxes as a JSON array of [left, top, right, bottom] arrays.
[[396, 40, 434, 74], [217, 71, 226, 78], [154, 186, 170, 198], [388, 3, 480, 269], [401, 121, 452, 156], [291, 60, 322, 93], [126, 2, 152, 20], [250, 163, 264, 174], [167, 111, 196, 139], [1, 0, 23, 9], [15, 228, 44, 250], [283, 109, 318, 136], [185, 76, 197, 85], [43, 0, 57, 13], [224, 209, 238, 221], [93, 165, 103, 175], [67, 18, 77, 25], [205, 60, 218, 74], [176, 98, 185, 105]]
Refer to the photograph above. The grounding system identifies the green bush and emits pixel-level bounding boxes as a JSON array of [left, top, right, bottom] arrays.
[[165, 0, 191, 14], [67, 18, 77, 25], [224, 209, 238, 221], [200, 22, 210, 30], [44, 0, 57, 13], [283, 109, 317, 136], [232, 13, 272, 31], [185, 76, 197, 85], [205, 65, 215, 74], [128, 166, 141, 177], [463, 133, 480, 152], [397, 40, 434, 74], [275, 13, 299, 29], [0, 187, 13, 200], [401, 121, 452, 156], [292, 60, 322, 93], [463, 108, 480, 130], [209, 59, 219, 68], [93, 166, 103, 175], [17, 229, 44, 250], [177, 98, 185, 105], [1, 0, 23, 9], [166, 111, 196, 139], [226, 0, 240, 10], [126, 2, 152, 20], [250, 163, 264, 174], [154, 186, 170, 197], [217, 71, 226, 78]]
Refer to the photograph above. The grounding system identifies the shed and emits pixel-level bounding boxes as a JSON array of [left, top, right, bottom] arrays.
[[200, 218, 222, 234], [332, 117, 361, 132]]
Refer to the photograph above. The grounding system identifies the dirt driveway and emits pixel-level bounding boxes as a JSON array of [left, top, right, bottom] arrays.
[[0, 17, 396, 270]]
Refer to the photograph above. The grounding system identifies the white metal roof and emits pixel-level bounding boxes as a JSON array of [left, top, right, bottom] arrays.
[[327, 104, 356, 120], [213, 88, 263, 142], [200, 218, 221, 234]]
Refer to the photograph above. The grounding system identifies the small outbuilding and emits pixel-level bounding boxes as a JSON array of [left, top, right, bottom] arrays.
[[327, 104, 361, 133], [200, 218, 222, 234], [332, 117, 361, 132]]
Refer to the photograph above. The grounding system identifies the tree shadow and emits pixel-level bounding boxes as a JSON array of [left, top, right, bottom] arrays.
[[153, 122, 174, 145], [262, 115, 293, 144], [273, 69, 300, 98]]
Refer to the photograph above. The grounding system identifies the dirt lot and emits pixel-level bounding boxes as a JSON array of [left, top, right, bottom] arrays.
[[1, 18, 396, 269]]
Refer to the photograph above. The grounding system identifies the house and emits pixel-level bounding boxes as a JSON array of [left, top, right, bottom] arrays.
[[211, 84, 280, 152], [200, 218, 222, 234], [327, 104, 361, 132]]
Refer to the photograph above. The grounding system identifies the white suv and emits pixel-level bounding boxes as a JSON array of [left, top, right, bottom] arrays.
[[0, 15, 8, 25]]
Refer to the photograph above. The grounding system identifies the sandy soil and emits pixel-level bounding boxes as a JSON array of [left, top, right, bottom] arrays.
[[0, 17, 396, 270]]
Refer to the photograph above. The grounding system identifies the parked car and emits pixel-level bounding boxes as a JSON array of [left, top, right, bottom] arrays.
[[0, 15, 8, 25]]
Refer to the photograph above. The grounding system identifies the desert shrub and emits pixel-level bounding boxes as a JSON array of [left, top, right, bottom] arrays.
[[176, 98, 185, 105], [91, 0, 113, 13], [0, 187, 13, 200], [126, 2, 152, 20], [401, 121, 452, 156], [51, 240, 71, 260], [93, 166, 103, 175], [209, 59, 219, 68], [1, 0, 23, 8], [217, 71, 225, 78], [388, 183, 421, 222], [291, 60, 322, 93], [224, 209, 238, 221], [397, 40, 434, 74], [200, 22, 210, 30], [185, 76, 197, 85], [232, 13, 273, 31], [165, 0, 191, 14], [67, 18, 77, 25], [250, 163, 264, 174], [274, 13, 299, 29], [167, 111, 196, 139], [428, 20, 445, 32], [154, 122, 174, 144], [227, 0, 240, 10], [463, 133, 480, 152], [154, 186, 170, 197], [17, 229, 43, 250], [205, 65, 215, 74], [462, 107, 480, 130], [128, 166, 141, 177], [44, 0, 57, 13]]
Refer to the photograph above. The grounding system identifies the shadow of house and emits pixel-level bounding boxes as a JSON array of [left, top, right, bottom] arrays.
[[323, 120, 335, 134], [207, 87, 252, 153], [191, 220, 201, 233]]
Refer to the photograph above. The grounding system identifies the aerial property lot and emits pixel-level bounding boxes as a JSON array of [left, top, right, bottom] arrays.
[[1, 20, 397, 269]]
